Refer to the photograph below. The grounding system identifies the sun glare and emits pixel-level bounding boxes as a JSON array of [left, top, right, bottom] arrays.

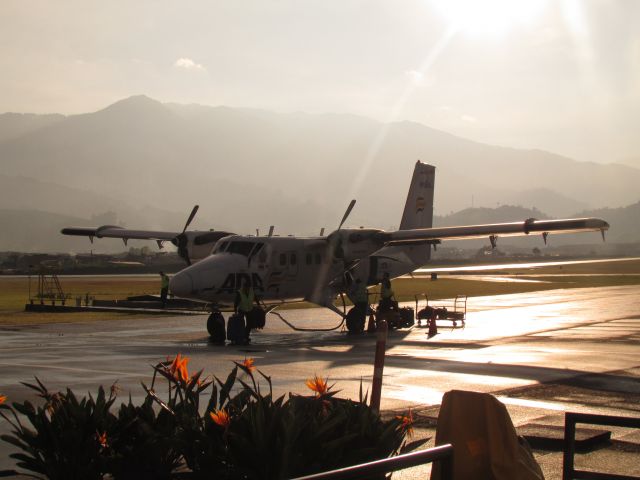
[[433, 0, 548, 36]]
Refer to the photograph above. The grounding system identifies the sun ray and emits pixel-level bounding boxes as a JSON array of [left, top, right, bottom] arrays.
[[345, 24, 458, 204]]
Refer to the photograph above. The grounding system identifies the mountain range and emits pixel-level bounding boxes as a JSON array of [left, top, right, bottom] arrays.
[[1, 95, 638, 252]]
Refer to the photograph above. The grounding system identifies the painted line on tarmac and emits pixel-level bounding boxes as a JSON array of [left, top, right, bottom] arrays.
[[497, 396, 569, 412], [0, 362, 144, 377]]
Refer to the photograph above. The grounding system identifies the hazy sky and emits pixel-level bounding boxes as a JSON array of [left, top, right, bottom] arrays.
[[1, 0, 638, 164]]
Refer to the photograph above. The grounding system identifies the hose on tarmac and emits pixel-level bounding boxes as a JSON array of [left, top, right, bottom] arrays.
[[268, 310, 346, 332], [263, 294, 347, 332]]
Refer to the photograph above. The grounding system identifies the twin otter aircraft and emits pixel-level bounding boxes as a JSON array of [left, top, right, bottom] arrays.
[[63, 161, 609, 333]]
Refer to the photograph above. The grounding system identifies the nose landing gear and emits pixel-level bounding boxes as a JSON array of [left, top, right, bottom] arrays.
[[207, 311, 226, 344], [207, 307, 266, 345]]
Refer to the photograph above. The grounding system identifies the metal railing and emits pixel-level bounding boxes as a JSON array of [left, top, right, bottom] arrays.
[[290, 444, 454, 480], [563, 412, 640, 480]]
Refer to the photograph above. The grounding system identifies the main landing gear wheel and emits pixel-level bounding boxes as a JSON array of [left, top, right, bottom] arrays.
[[207, 311, 226, 344], [346, 307, 366, 334]]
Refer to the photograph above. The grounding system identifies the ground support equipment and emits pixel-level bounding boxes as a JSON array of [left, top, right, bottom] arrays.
[[415, 294, 467, 328]]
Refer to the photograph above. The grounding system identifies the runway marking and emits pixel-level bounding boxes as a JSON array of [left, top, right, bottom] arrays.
[[497, 396, 568, 412], [0, 362, 144, 377], [415, 257, 640, 273]]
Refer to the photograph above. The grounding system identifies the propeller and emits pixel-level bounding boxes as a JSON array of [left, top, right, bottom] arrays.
[[182, 205, 199, 234], [327, 199, 356, 259], [314, 200, 358, 294], [175, 205, 199, 265], [337, 199, 356, 231]]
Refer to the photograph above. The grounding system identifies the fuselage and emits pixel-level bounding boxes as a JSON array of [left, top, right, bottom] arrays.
[[170, 235, 339, 307], [169, 232, 429, 309]]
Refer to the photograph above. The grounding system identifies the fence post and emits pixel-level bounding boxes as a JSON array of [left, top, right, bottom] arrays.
[[370, 318, 388, 413], [562, 413, 576, 480]]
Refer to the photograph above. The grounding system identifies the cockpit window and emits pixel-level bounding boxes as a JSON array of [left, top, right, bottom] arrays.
[[247, 242, 264, 264], [214, 241, 229, 253], [250, 243, 264, 256], [226, 241, 256, 257]]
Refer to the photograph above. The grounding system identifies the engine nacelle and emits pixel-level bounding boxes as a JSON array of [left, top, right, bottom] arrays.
[[327, 228, 384, 264], [172, 230, 233, 264]]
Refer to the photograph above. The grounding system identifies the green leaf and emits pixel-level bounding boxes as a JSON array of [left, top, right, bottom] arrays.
[[400, 437, 429, 453], [216, 366, 238, 406], [141, 382, 175, 415], [1, 434, 28, 450]]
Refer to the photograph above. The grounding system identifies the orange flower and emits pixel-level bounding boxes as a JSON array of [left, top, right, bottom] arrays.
[[0, 395, 6, 405], [241, 357, 256, 373], [396, 409, 414, 438], [45, 392, 63, 416], [96, 431, 108, 448], [169, 353, 190, 382], [306, 375, 329, 396], [110, 383, 121, 397], [210, 408, 231, 428]]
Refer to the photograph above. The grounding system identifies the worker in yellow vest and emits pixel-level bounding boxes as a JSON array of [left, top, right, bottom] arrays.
[[234, 280, 259, 343]]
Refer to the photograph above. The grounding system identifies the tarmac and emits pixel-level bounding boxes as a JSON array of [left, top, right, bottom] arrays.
[[1, 284, 640, 479]]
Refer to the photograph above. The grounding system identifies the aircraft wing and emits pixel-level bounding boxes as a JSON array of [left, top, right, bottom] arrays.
[[378, 218, 609, 245], [61, 226, 180, 242]]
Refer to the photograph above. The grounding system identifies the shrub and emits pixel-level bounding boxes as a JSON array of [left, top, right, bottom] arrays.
[[0, 378, 115, 479], [1, 357, 419, 479]]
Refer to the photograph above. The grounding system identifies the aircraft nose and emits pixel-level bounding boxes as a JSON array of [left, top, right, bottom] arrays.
[[170, 271, 194, 298]]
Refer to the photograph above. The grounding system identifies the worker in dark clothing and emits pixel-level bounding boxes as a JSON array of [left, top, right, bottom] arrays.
[[234, 280, 259, 343], [350, 278, 369, 310], [378, 272, 395, 311], [346, 278, 369, 333], [159, 271, 170, 308], [346, 278, 369, 332]]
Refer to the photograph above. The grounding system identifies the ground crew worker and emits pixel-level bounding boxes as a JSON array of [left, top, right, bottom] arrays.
[[347, 278, 369, 333], [159, 271, 170, 308], [350, 278, 369, 312], [379, 272, 395, 311], [234, 280, 259, 343]]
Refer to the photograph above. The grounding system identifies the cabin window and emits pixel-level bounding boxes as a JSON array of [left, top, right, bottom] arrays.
[[315, 253, 322, 264], [279, 253, 287, 266], [306, 253, 312, 265], [290, 253, 297, 265], [226, 241, 255, 257]]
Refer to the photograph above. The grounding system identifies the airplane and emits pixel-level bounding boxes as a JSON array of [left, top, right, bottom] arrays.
[[62, 161, 609, 335]]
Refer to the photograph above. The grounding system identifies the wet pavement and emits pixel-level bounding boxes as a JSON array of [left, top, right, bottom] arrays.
[[1, 284, 639, 478]]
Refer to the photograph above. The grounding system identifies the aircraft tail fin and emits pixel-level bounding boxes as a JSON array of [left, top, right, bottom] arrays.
[[399, 161, 435, 230], [361, 161, 435, 283]]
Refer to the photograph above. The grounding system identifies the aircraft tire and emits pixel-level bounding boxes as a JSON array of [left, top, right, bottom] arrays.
[[346, 307, 365, 334], [207, 312, 226, 344]]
